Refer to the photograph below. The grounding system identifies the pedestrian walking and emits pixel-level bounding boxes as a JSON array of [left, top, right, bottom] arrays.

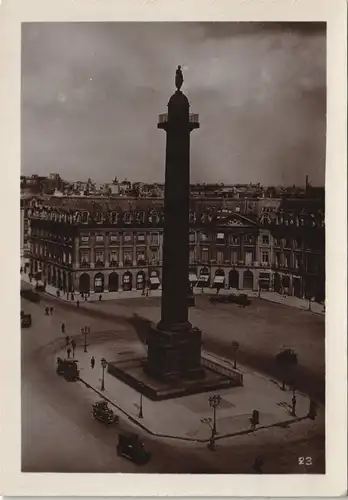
[[99, 294, 102, 301], [71, 293, 74, 301], [50, 306, 53, 315], [146, 287, 149, 297], [65, 335, 70, 346], [71, 339, 76, 358], [84, 295, 87, 301], [67, 347, 71, 358], [61, 322, 65, 334], [45, 307, 49, 315], [91, 356, 95, 369], [76, 300, 80, 308], [56, 290, 60, 298]]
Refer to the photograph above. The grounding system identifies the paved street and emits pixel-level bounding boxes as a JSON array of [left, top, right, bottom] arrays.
[[21, 284, 325, 473], [72, 293, 325, 401]]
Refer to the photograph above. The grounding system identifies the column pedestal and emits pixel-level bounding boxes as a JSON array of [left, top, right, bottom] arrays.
[[144, 324, 205, 383]]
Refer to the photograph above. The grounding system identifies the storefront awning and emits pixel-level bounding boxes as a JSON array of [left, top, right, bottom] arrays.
[[189, 273, 198, 282], [150, 277, 160, 285], [197, 275, 209, 282], [213, 276, 225, 284]]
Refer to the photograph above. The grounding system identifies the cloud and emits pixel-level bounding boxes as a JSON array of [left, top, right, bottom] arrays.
[[21, 22, 326, 185]]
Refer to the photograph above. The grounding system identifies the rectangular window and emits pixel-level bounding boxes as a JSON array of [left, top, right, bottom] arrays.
[[217, 232, 225, 240], [217, 251, 224, 264], [150, 233, 159, 245], [95, 251, 104, 266], [123, 233, 133, 244], [189, 248, 195, 264], [137, 233, 145, 243], [262, 251, 269, 263], [109, 249, 119, 267], [275, 252, 281, 267], [123, 249, 133, 265], [80, 235, 89, 244], [200, 232, 208, 242], [231, 251, 238, 264], [79, 250, 90, 267], [150, 249, 159, 264], [284, 253, 289, 268], [245, 251, 253, 266], [189, 232, 196, 243], [110, 233, 119, 243], [201, 249, 209, 263], [230, 235, 240, 245], [95, 235, 104, 243], [137, 248, 146, 264], [262, 235, 269, 245]]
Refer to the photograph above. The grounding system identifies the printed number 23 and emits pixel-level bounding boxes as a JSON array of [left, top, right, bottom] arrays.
[[298, 457, 312, 466]]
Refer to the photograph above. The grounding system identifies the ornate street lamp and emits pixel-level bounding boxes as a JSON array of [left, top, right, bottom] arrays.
[[208, 394, 221, 436], [101, 357, 108, 391], [82, 326, 89, 352]]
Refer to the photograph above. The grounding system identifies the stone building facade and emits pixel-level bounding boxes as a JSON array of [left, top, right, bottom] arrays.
[[27, 194, 325, 301]]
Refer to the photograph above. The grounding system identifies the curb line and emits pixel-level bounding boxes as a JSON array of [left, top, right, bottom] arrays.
[[79, 377, 309, 444]]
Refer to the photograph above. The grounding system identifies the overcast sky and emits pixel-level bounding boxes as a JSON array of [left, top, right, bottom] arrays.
[[21, 22, 326, 186]]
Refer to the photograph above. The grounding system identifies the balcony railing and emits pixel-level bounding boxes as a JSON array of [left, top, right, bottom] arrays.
[[158, 113, 199, 125]]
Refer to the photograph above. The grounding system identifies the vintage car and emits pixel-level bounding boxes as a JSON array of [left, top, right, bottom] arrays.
[[117, 432, 151, 465], [56, 357, 80, 381], [21, 313, 32, 328], [92, 401, 119, 424], [209, 293, 250, 306]]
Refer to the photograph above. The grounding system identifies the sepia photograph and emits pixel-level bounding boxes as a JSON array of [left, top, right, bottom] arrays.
[[20, 20, 327, 474], [0, 0, 346, 496]]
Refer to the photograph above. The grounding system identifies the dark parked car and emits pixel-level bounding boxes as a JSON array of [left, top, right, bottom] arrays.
[[92, 401, 119, 424], [209, 293, 250, 306], [117, 432, 151, 465], [56, 357, 80, 381]]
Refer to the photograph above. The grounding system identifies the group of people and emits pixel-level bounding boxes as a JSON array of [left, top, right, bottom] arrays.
[[45, 306, 54, 315], [62, 323, 97, 370]]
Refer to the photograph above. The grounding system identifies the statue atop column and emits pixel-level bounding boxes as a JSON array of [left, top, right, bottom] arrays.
[[175, 65, 184, 91]]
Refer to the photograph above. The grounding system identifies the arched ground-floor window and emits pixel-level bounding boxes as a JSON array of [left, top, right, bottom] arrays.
[[136, 271, 146, 290], [79, 273, 90, 294], [243, 270, 253, 290], [123, 271, 133, 291], [197, 267, 210, 288], [94, 273, 104, 293], [149, 270, 160, 290], [228, 269, 239, 289], [108, 272, 119, 292], [213, 268, 225, 289]]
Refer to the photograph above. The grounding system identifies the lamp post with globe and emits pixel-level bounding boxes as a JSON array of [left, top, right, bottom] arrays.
[[100, 357, 108, 391]]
